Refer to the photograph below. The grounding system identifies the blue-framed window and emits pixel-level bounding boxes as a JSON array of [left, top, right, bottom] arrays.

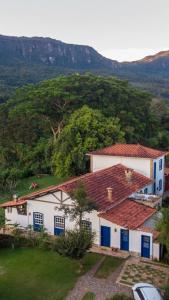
[[159, 159, 163, 171], [144, 188, 148, 194], [54, 216, 65, 229], [159, 179, 162, 191]]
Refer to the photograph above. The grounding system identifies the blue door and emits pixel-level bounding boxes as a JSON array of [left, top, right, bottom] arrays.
[[33, 212, 44, 231], [54, 216, 65, 236], [141, 235, 150, 258], [120, 229, 129, 251], [101, 226, 111, 247]]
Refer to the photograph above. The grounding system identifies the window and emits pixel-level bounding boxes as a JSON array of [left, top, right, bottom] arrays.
[[159, 179, 162, 191], [17, 204, 27, 215], [7, 207, 12, 213], [54, 216, 65, 229], [34, 213, 43, 225], [159, 159, 163, 171], [144, 188, 148, 194], [81, 220, 92, 232]]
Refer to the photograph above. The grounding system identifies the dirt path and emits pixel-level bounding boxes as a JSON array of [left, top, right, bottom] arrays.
[[66, 257, 132, 300]]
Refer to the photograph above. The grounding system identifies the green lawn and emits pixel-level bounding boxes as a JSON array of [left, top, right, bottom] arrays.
[[95, 256, 124, 278], [0, 175, 67, 204], [82, 292, 96, 300], [0, 248, 102, 300]]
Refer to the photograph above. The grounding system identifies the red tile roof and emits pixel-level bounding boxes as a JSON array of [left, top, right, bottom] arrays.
[[0, 199, 27, 208], [98, 199, 156, 229], [0, 164, 152, 211], [88, 144, 167, 159]]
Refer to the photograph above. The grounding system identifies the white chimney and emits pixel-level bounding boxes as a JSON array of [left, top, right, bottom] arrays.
[[125, 169, 133, 182], [107, 187, 113, 202]]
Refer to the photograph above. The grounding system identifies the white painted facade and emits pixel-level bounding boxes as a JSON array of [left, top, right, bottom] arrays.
[[4, 146, 165, 261], [5, 188, 159, 260], [91, 154, 165, 195]]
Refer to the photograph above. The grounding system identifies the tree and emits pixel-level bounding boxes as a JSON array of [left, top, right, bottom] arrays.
[[157, 208, 169, 253], [56, 183, 96, 259], [60, 182, 97, 230], [52, 105, 125, 177]]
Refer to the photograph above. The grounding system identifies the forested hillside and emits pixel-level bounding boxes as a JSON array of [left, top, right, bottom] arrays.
[[1, 74, 169, 190]]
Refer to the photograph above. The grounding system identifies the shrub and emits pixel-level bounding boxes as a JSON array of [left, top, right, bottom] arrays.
[[55, 229, 94, 259], [0, 234, 15, 248], [164, 284, 169, 300]]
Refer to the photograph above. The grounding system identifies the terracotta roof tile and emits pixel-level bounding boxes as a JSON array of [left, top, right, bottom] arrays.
[[0, 199, 27, 208], [57, 164, 152, 210], [0, 164, 152, 211], [98, 199, 156, 229], [88, 144, 167, 159]]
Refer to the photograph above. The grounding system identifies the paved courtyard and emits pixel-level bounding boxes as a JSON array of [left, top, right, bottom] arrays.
[[118, 257, 169, 289]]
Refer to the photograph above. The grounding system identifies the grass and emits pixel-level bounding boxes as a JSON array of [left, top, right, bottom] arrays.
[[95, 256, 124, 278], [0, 248, 102, 300], [106, 295, 133, 300], [82, 292, 96, 300], [0, 175, 67, 204]]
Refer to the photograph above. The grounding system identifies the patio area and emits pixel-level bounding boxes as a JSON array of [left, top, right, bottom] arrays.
[[117, 257, 169, 289]]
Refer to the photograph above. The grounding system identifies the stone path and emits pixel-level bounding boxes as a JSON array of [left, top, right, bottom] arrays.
[[67, 257, 132, 300]]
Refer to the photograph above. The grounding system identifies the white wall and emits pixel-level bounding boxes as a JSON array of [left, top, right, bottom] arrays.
[[5, 207, 28, 228], [153, 243, 160, 261], [92, 155, 151, 177], [92, 154, 165, 195], [99, 217, 153, 257]]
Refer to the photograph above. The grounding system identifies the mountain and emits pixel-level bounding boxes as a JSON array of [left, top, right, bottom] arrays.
[[1, 34, 169, 101], [0, 35, 118, 69]]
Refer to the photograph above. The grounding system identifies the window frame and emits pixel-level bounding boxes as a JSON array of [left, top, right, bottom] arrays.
[[159, 179, 162, 191], [159, 159, 163, 171], [81, 220, 92, 232], [54, 216, 65, 229], [33, 212, 44, 225]]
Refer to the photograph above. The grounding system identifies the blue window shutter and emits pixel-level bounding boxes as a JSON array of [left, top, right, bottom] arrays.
[[159, 179, 162, 191], [154, 162, 156, 179], [159, 159, 162, 171], [144, 188, 148, 194]]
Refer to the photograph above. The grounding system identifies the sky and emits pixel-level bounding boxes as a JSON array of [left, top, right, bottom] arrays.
[[0, 0, 169, 62]]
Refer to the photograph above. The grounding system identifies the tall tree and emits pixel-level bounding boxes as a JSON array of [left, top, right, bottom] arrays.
[[52, 105, 125, 176], [60, 182, 97, 230]]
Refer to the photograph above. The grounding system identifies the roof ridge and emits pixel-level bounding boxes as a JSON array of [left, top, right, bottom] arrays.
[[19, 164, 128, 200]]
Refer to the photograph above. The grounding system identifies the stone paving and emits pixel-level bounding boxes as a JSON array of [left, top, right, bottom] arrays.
[[66, 256, 132, 300], [117, 257, 169, 289]]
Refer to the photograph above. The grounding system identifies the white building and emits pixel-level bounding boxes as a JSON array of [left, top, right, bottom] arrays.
[[88, 143, 167, 195], [1, 144, 167, 260]]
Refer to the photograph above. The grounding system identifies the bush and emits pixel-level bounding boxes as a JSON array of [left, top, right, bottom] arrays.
[[0, 234, 15, 248], [164, 284, 169, 300], [55, 229, 94, 259]]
